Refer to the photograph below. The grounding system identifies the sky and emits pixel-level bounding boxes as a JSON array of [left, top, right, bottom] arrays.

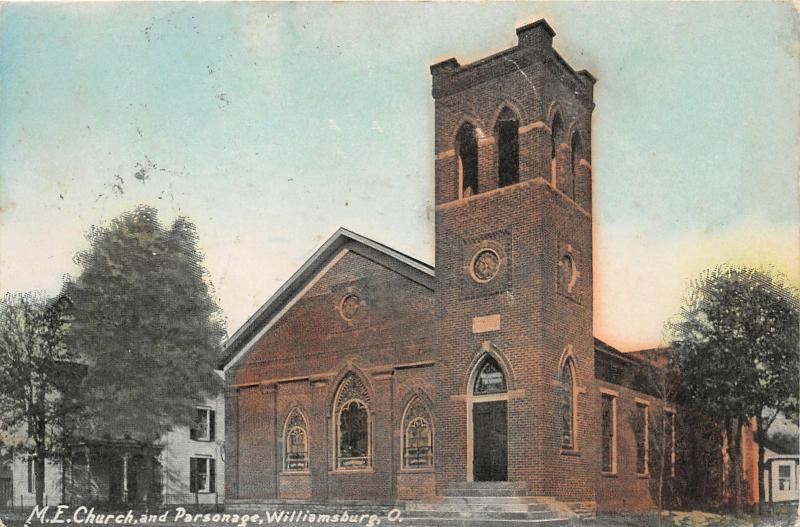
[[0, 2, 797, 351]]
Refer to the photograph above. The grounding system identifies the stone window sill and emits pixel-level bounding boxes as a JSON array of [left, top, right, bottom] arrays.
[[280, 471, 311, 476], [399, 467, 435, 474], [560, 448, 581, 457], [601, 471, 618, 478], [329, 468, 375, 475]]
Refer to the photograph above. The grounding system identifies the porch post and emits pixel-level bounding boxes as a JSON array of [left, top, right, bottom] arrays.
[[121, 454, 130, 503]]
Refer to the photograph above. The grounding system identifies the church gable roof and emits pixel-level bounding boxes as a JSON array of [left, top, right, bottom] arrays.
[[220, 228, 434, 369]]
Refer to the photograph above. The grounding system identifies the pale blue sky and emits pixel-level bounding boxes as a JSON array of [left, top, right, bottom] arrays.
[[1, 2, 797, 349]]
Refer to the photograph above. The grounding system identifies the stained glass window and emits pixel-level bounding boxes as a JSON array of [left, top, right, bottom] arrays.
[[560, 360, 575, 448], [284, 409, 308, 471], [335, 374, 371, 469], [403, 397, 433, 468], [473, 356, 507, 395]]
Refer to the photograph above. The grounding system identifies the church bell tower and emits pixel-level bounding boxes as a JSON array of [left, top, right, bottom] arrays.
[[430, 20, 599, 504]]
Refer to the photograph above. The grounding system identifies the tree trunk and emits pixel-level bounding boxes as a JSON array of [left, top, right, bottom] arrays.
[[657, 416, 666, 527], [755, 416, 766, 515], [724, 418, 744, 514], [34, 450, 45, 506], [61, 457, 67, 505], [732, 418, 743, 514]]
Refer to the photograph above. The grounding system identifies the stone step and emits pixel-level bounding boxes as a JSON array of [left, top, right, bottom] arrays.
[[222, 495, 573, 527], [448, 481, 530, 490], [437, 496, 541, 505], [442, 488, 530, 497], [406, 502, 549, 514]]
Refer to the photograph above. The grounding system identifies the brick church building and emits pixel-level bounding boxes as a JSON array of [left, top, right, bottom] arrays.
[[220, 21, 685, 514]]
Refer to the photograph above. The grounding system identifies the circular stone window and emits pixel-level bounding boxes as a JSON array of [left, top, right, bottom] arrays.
[[559, 253, 578, 293], [470, 248, 501, 283], [339, 294, 361, 320]]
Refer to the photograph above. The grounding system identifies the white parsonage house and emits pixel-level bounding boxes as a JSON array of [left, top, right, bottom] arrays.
[[761, 443, 799, 505], [5, 389, 224, 508]]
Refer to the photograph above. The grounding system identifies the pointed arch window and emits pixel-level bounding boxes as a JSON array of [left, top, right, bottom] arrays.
[[559, 359, 576, 449], [473, 355, 507, 395], [570, 132, 583, 199], [283, 408, 309, 471], [550, 112, 564, 162], [402, 397, 433, 468], [456, 123, 479, 198], [334, 374, 371, 469], [496, 108, 519, 188]]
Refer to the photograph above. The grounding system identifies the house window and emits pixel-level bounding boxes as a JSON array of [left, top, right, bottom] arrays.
[[496, 107, 519, 188], [778, 465, 792, 491], [190, 408, 215, 442], [601, 393, 617, 473], [335, 374, 371, 469], [473, 355, 507, 395], [456, 122, 479, 198], [189, 457, 215, 494], [559, 360, 576, 449], [634, 402, 649, 476], [284, 408, 309, 471], [402, 397, 433, 468]]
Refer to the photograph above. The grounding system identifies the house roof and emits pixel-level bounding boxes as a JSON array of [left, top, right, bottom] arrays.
[[762, 436, 800, 456], [219, 227, 434, 370]]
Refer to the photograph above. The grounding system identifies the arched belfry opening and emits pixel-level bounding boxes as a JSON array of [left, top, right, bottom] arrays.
[[468, 354, 508, 482], [550, 111, 564, 170], [570, 131, 584, 200], [495, 108, 519, 188], [456, 123, 479, 198]]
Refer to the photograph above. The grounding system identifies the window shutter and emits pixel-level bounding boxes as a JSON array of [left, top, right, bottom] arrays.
[[190, 420, 198, 441], [209, 410, 216, 441], [209, 459, 216, 493], [189, 458, 198, 493]]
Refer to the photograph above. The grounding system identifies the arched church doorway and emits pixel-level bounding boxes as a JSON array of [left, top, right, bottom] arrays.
[[468, 355, 508, 481]]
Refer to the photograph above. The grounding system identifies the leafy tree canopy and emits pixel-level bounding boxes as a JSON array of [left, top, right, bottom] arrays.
[[668, 265, 799, 422], [0, 292, 83, 456], [65, 206, 226, 442]]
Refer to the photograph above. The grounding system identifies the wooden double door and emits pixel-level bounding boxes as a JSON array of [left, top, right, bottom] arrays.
[[472, 400, 508, 481]]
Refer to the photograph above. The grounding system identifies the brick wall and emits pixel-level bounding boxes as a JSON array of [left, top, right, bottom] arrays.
[[594, 380, 673, 511], [432, 179, 595, 502], [431, 20, 596, 503], [225, 248, 436, 502]]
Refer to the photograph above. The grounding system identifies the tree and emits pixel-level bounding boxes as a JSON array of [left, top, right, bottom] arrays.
[[0, 292, 83, 506], [627, 350, 682, 525], [65, 206, 225, 443], [668, 265, 799, 514]]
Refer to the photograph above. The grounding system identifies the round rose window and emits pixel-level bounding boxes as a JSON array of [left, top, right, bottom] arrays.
[[340, 294, 361, 320], [470, 249, 501, 283]]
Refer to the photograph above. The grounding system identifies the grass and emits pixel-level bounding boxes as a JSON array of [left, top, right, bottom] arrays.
[[571, 508, 798, 527]]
